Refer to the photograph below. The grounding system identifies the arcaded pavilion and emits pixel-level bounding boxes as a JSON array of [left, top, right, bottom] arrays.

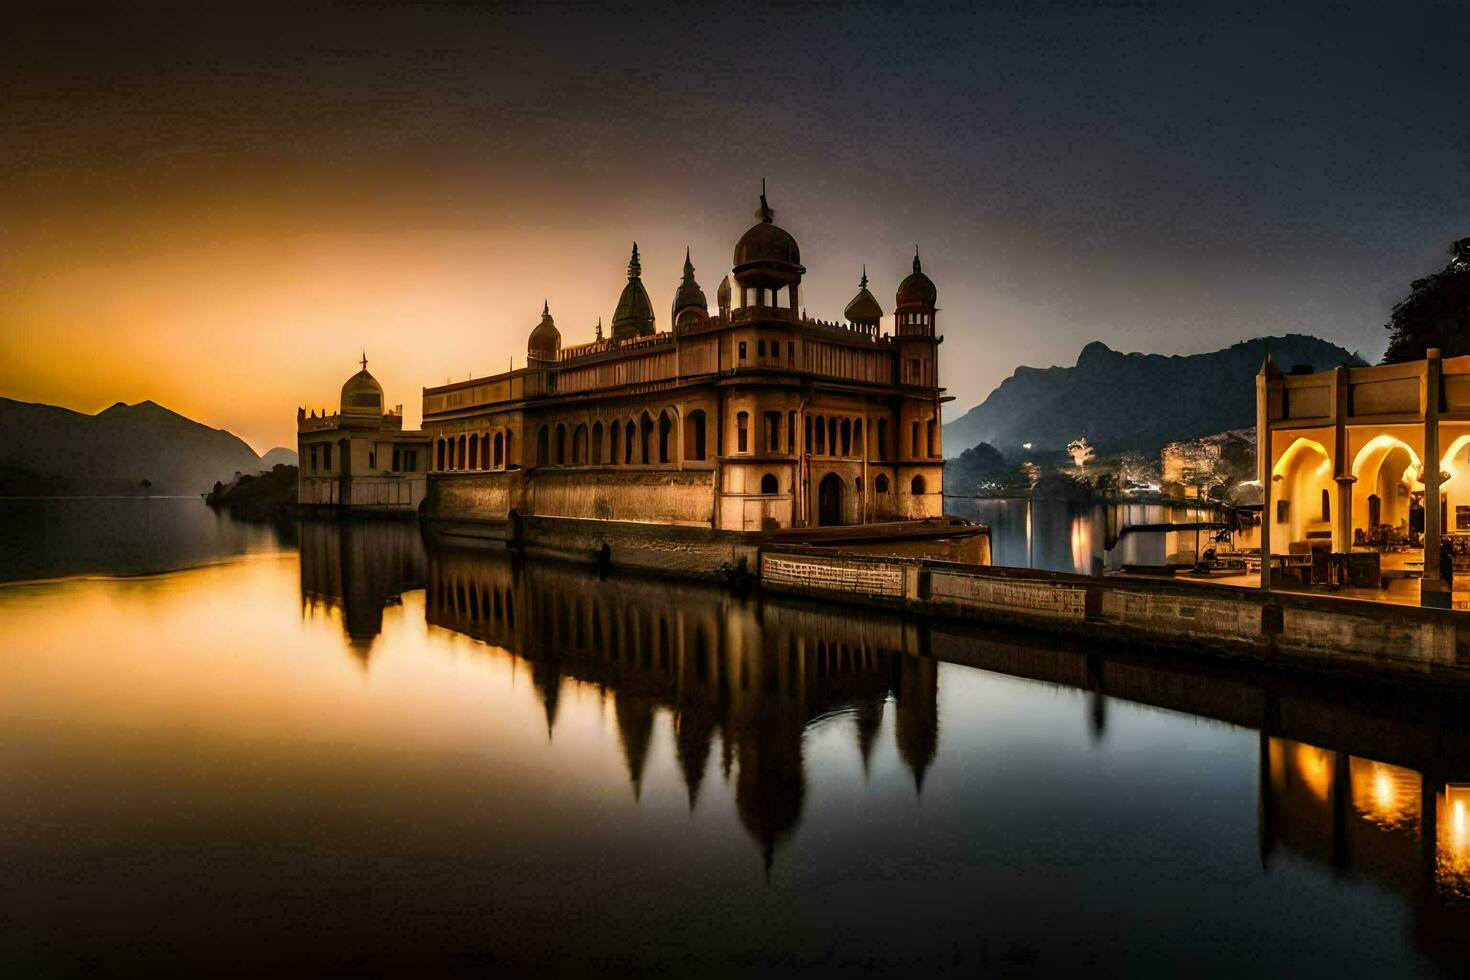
[[297, 356, 431, 511], [419, 187, 966, 568], [1256, 348, 1470, 604]]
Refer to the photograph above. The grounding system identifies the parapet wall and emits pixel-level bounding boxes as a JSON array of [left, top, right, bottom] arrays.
[[760, 549, 1470, 686]]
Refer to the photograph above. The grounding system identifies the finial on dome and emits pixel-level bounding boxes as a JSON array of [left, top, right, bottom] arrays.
[[860, 264, 868, 290], [542, 299, 549, 317], [360, 350, 367, 372], [596, 317, 603, 341], [757, 178, 773, 224], [683, 246, 694, 277], [913, 246, 921, 274], [628, 243, 641, 280]]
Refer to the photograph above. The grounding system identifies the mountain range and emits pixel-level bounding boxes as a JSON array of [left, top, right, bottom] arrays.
[[943, 335, 1364, 456], [0, 397, 296, 496]]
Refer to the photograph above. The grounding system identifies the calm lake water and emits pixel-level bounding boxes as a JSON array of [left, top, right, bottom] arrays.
[[2, 498, 1469, 976], [947, 496, 1229, 574]]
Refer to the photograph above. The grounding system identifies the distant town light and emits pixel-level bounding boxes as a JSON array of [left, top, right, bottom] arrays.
[[1022, 442, 1032, 450]]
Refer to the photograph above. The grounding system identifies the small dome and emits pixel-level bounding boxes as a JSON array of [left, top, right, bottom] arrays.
[[528, 301, 561, 362], [732, 183, 805, 288], [611, 243, 655, 340], [844, 267, 884, 323], [671, 248, 708, 326], [340, 354, 384, 415], [896, 250, 937, 310]]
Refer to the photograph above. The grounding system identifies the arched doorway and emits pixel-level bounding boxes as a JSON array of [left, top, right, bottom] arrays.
[[1272, 437, 1333, 549], [818, 472, 842, 527], [1351, 435, 1422, 546]]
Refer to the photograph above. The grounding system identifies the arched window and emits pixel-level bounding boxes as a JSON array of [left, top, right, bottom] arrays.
[[572, 424, 588, 465], [468, 434, 479, 470], [610, 421, 621, 465], [504, 431, 514, 467], [853, 419, 863, 456], [875, 474, 890, 493], [828, 417, 838, 455], [458, 435, 467, 471], [912, 474, 927, 495], [760, 473, 778, 494], [625, 418, 636, 464], [481, 434, 490, 469], [640, 412, 654, 464], [536, 426, 550, 466], [592, 422, 603, 465], [493, 432, 504, 468], [841, 418, 851, 456], [736, 412, 749, 453], [684, 410, 707, 461], [658, 410, 673, 464], [814, 415, 825, 454], [437, 438, 446, 471]]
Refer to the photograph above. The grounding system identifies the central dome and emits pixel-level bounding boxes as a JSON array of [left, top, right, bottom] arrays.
[[340, 355, 384, 415], [528, 301, 561, 362], [895, 250, 937, 309], [731, 184, 805, 289]]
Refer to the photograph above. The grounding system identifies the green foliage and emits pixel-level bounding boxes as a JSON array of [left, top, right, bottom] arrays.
[[205, 464, 298, 519], [946, 442, 1026, 495], [1383, 240, 1470, 363]]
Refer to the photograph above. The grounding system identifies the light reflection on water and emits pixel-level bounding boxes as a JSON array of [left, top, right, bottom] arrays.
[[1, 501, 1469, 976]]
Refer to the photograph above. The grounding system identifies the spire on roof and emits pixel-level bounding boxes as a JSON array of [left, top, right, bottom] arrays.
[[627, 242, 641, 280], [757, 177, 773, 223], [860, 264, 868, 290], [360, 350, 368, 372], [913, 246, 922, 274]]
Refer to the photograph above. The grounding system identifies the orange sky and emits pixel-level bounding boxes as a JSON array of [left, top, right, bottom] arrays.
[[0, 188, 1031, 454]]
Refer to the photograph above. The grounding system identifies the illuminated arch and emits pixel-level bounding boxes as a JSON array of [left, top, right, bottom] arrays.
[[1271, 437, 1331, 480], [1351, 434, 1422, 485]]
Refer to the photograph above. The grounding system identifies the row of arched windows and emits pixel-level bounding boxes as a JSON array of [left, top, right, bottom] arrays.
[[436, 430, 514, 472], [534, 409, 708, 468], [752, 471, 924, 495]]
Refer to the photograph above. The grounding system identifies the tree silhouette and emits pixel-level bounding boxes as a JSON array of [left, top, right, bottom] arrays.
[[1382, 238, 1470, 363]]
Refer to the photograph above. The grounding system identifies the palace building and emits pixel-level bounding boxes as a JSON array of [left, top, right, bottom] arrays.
[[420, 187, 955, 554], [297, 356, 431, 511]]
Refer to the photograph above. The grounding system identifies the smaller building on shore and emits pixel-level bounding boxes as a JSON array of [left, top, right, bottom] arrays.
[[297, 356, 430, 511], [1255, 347, 1470, 603]]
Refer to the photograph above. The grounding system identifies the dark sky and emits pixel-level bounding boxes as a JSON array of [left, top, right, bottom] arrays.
[[3, 1, 1467, 447]]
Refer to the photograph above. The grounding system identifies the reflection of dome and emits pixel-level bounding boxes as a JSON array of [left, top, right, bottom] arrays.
[[340, 355, 384, 415], [732, 183, 805, 289], [611, 243, 655, 340], [896, 250, 937, 310], [528, 301, 561, 362], [843, 267, 884, 324]]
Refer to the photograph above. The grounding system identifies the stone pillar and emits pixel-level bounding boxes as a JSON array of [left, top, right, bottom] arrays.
[[1331, 366, 1352, 554], [1424, 348, 1448, 606], [1256, 361, 1274, 590]]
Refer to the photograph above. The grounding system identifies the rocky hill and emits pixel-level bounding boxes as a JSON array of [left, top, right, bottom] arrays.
[[0, 397, 270, 496], [944, 335, 1364, 455]]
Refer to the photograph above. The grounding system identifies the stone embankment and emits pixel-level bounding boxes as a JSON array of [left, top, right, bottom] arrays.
[[760, 548, 1470, 687]]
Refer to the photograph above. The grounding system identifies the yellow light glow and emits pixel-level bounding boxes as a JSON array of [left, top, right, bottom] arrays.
[[1348, 756, 1419, 831], [1294, 743, 1333, 802]]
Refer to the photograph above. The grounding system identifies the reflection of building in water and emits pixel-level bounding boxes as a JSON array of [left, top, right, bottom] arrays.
[[298, 355, 431, 510], [1261, 734, 1470, 965], [424, 547, 939, 867], [298, 519, 427, 654]]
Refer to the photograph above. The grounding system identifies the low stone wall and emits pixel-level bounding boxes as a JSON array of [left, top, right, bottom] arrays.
[[760, 548, 1470, 686], [425, 468, 715, 525]]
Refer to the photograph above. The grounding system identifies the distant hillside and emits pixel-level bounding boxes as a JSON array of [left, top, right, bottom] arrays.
[[944, 335, 1364, 455], [0, 398, 268, 496], [260, 447, 299, 468]]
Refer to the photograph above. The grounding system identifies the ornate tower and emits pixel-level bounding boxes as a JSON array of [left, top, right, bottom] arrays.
[[671, 247, 709, 333], [527, 301, 561, 364], [611, 243, 655, 340], [843, 265, 883, 335]]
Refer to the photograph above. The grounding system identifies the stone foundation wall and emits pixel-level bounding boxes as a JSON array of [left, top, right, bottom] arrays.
[[426, 468, 714, 526], [760, 548, 1470, 686]]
